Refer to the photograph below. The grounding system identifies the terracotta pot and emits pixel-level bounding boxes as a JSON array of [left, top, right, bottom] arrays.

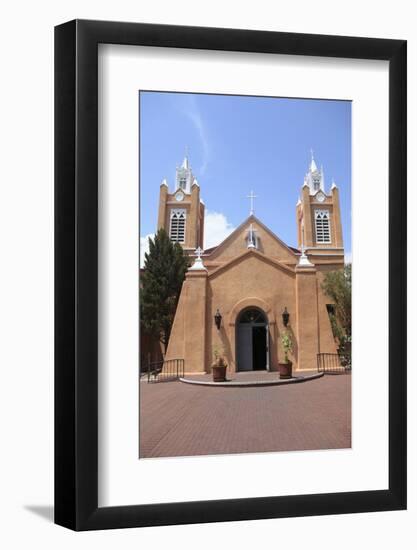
[[212, 365, 227, 382], [278, 361, 293, 379]]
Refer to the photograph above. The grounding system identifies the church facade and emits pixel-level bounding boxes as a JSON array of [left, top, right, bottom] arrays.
[[157, 153, 345, 373]]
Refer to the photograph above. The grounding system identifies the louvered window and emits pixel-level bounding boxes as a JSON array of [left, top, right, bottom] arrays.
[[315, 210, 331, 243], [170, 209, 186, 243]]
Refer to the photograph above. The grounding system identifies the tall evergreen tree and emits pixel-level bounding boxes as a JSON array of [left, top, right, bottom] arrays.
[[321, 264, 352, 362], [140, 229, 189, 352]]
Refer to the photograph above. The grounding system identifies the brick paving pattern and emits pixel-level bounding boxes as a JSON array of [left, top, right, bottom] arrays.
[[139, 372, 351, 458]]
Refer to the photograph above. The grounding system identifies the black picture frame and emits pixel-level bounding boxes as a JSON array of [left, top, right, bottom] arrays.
[[55, 19, 407, 531]]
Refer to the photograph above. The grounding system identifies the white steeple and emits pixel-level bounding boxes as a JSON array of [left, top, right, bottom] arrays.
[[310, 149, 318, 172], [175, 147, 194, 193], [305, 150, 325, 195]]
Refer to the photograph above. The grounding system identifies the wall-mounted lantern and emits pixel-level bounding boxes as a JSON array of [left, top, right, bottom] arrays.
[[214, 309, 222, 330], [282, 307, 290, 327]]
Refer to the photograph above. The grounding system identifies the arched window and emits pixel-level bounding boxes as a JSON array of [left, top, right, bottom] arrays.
[[170, 209, 186, 243], [245, 224, 258, 249], [315, 209, 331, 244], [238, 308, 266, 324]]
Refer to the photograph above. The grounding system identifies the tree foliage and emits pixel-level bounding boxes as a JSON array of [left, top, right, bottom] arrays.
[[321, 264, 352, 349], [140, 229, 189, 351]]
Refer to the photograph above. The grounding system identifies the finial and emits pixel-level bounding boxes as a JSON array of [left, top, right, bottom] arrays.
[[331, 178, 337, 189], [189, 246, 207, 271], [246, 190, 258, 216], [297, 222, 314, 268], [297, 244, 314, 268]]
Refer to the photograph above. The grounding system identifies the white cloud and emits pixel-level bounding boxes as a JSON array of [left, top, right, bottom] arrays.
[[140, 211, 234, 264], [345, 251, 352, 264], [204, 211, 235, 250], [140, 233, 154, 268]]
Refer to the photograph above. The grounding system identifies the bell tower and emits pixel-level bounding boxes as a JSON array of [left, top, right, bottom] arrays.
[[296, 152, 344, 252], [157, 152, 205, 253]]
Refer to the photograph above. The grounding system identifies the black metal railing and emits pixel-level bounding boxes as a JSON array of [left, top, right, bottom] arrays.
[[317, 352, 351, 373], [147, 358, 185, 383]]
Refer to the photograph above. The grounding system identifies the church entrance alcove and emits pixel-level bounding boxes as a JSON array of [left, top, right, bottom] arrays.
[[236, 308, 269, 372]]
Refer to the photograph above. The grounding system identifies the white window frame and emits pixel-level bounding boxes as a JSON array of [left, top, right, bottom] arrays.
[[314, 209, 331, 244], [169, 208, 186, 243]]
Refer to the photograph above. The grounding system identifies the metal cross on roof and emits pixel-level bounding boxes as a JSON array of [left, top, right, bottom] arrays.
[[246, 190, 258, 215], [195, 246, 204, 259]]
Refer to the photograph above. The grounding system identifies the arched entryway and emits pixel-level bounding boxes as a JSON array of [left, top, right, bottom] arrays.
[[236, 308, 269, 371]]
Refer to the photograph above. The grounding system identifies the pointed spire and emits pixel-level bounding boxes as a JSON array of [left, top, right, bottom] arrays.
[[310, 148, 318, 172], [176, 147, 193, 193], [305, 150, 325, 195], [331, 178, 337, 190], [161, 178, 168, 187], [181, 145, 189, 169]]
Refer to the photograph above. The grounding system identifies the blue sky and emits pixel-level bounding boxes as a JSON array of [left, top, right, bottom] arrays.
[[140, 91, 351, 263]]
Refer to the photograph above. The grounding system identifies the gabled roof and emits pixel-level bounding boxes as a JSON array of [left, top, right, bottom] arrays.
[[203, 245, 218, 255], [208, 248, 296, 280], [205, 214, 299, 259]]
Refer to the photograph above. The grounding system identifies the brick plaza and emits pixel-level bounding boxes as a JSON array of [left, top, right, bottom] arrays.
[[139, 373, 351, 458]]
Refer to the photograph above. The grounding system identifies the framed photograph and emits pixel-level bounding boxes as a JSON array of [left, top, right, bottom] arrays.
[[55, 20, 406, 530]]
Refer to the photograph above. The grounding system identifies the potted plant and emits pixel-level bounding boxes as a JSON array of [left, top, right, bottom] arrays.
[[278, 331, 293, 379], [211, 346, 228, 382]]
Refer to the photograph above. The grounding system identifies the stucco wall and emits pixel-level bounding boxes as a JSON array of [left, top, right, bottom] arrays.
[[206, 252, 297, 372], [166, 245, 341, 374]]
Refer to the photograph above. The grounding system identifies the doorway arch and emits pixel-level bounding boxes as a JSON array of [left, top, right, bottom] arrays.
[[236, 307, 269, 371]]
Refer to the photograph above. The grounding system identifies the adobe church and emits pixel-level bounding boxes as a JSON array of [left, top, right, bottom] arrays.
[[157, 153, 344, 373]]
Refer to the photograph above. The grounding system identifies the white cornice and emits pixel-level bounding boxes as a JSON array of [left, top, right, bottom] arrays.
[[306, 246, 344, 250]]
